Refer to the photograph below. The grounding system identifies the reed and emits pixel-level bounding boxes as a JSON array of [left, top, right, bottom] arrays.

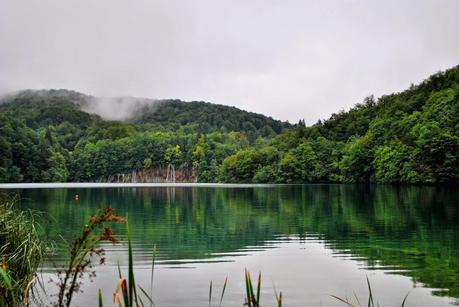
[[331, 276, 410, 307], [0, 193, 46, 305], [111, 221, 155, 307], [105, 226, 285, 307], [207, 276, 227, 307]]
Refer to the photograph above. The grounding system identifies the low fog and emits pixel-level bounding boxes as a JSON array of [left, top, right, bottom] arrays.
[[84, 97, 158, 121], [1, 0, 458, 123]]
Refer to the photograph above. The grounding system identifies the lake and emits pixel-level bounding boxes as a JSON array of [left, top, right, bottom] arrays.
[[2, 184, 459, 306]]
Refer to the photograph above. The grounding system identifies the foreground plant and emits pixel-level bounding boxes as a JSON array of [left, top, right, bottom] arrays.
[[0, 193, 47, 306], [244, 270, 261, 307], [55, 206, 124, 307], [104, 229, 284, 307], [331, 276, 409, 307], [110, 221, 155, 307], [242, 270, 283, 307], [207, 276, 227, 307]]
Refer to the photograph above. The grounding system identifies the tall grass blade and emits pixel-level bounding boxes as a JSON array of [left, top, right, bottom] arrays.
[[219, 276, 228, 307], [138, 294, 145, 307], [400, 292, 410, 307], [366, 276, 374, 307], [273, 281, 282, 307], [245, 269, 252, 307], [209, 280, 212, 307], [330, 295, 355, 307], [117, 261, 122, 279], [98, 289, 103, 307], [138, 284, 156, 307], [150, 244, 156, 307], [127, 220, 139, 307], [353, 291, 362, 307], [256, 272, 261, 305], [247, 271, 256, 306]]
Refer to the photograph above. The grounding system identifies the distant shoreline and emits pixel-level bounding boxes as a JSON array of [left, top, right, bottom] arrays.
[[0, 182, 294, 189]]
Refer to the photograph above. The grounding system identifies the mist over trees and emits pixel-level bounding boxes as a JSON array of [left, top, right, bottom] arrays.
[[0, 65, 458, 184]]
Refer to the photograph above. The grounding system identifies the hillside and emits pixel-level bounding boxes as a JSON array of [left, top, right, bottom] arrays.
[[131, 100, 289, 135], [221, 65, 459, 184], [0, 89, 290, 182], [0, 89, 97, 130], [0, 90, 290, 136], [0, 65, 458, 184]]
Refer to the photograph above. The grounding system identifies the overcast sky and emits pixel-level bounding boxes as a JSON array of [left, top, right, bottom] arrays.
[[1, 0, 458, 123]]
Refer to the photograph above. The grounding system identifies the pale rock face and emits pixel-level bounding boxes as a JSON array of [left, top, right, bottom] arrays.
[[107, 166, 196, 183]]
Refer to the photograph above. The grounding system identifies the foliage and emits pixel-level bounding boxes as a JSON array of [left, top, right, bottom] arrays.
[[244, 270, 262, 307], [0, 65, 458, 183], [0, 193, 47, 305], [55, 207, 124, 307], [221, 65, 459, 183]]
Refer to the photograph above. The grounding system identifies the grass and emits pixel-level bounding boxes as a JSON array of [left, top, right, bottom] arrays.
[[208, 276, 228, 307], [104, 221, 282, 307], [0, 193, 47, 305], [244, 270, 261, 307], [331, 276, 410, 307], [102, 222, 413, 307], [109, 221, 155, 307]]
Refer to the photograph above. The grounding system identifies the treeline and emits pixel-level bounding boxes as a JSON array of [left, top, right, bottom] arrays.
[[0, 91, 282, 182], [0, 66, 458, 183], [221, 66, 459, 184], [134, 99, 289, 136]]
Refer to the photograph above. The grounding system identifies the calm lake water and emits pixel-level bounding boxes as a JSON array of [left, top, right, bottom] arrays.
[[3, 184, 459, 306]]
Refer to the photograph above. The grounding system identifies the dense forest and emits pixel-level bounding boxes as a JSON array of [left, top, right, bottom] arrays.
[[0, 65, 458, 184]]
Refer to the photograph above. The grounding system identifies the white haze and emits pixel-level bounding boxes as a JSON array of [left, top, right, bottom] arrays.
[[0, 0, 458, 123], [83, 97, 158, 121]]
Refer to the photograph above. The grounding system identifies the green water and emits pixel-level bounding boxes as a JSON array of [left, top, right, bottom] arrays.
[[6, 184, 459, 306]]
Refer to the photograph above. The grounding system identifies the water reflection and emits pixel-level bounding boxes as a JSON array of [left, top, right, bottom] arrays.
[[10, 185, 459, 300]]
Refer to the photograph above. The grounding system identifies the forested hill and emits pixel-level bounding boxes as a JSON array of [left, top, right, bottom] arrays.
[[132, 100, 289, 135], [0, 90, 290, 136], [220, 65, 459, 184], [0, 65, 458, 183]]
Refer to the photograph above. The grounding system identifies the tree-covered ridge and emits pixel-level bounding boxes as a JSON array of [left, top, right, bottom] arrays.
[[0, 89, 97, 130], [132, 99, 290, 136], [221, 65, 459, 184], [0, 89, 287, 182], [0, 89, 290, 136], [0, 65, 458, 183]]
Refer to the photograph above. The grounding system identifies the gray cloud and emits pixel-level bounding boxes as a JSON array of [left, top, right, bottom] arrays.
[[0, 0, 458, 123]]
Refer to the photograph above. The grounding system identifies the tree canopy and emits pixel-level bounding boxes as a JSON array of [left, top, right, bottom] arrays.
[[0, 65, 458, 183]]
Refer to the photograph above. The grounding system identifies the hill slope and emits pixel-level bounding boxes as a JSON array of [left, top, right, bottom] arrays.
[[221, 65, 459, 184], [0, 90, 290, 136], [0, 89, 290, 182], [0, 65, 458, 184], [131, 99, 289, 135]]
